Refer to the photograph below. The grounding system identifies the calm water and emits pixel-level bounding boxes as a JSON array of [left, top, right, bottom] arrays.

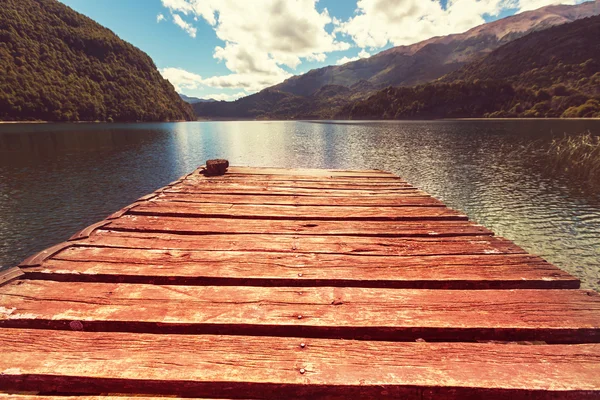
[[1, 120, 599, 290]]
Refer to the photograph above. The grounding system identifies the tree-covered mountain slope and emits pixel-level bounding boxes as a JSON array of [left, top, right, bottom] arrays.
[[0, 0, 195, 122], [194, 1, 599, 120], [193, 84, 366, 120], [340, 15, 600, 119], [274, 1, 599, 96]]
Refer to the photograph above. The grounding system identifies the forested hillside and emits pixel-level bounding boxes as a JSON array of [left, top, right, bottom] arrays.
[[341, 15, 600, 119], [195, 1, 599, 120], [193, 84, 365, 120], [0, 0, 195, 122], [273, 1, 599, 96]]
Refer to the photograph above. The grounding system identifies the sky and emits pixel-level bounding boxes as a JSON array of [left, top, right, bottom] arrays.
[[60, 0, 584, 101]]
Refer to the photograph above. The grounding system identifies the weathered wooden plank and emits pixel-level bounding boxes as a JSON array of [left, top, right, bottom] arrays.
[[106, 215, 491, 237], [83, 231, 524, 256], [156, 192, 443, 206], [0, 267, 23, 287], [225, 166, 395, 177], [19, 242, 73, 268], [129, 202, 467, 221], [177, 180, 415, 190], [2, 281, 598, 342], [25, 247, 579, 289], [164, 186, 429, 197], [186, 171, 408, 184], [174, 181, 416, 192], [1, 329, 599, 399], [193, 173, 407, 183]]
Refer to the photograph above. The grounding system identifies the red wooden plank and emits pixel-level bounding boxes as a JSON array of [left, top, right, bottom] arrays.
[[156, 192, 444, 206], [164, 186, 429, 197], [0, 267, 23, 287], [23, 248, 578, 289], [177, 180, 415, 190], [192, 173, 407, 183], [106, 215, 491, 237], [225, 166, 396, 177], [1, 281, 599, 342], [0, 329, 599, 399], [83, 231, 524, 256], [129, 202, 467, 221]]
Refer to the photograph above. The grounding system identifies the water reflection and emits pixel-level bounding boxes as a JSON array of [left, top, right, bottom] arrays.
[[0, 120, 599, 290]]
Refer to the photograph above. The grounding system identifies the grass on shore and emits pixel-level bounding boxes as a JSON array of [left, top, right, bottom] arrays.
[[544, 132, 600, 183]]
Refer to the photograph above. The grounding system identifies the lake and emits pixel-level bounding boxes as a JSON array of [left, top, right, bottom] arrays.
[[1, 120, 599, 290]]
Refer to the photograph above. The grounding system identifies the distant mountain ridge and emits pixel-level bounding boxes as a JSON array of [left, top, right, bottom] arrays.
[[179, 94, 216, 104], [273, 1, 600, 95], [340, 14, 600, 119], [0, 0, 195, 122], [194, 1, 600, 120]]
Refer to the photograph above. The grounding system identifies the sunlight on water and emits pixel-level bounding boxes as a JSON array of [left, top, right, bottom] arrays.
[[1, 120, 599, 290]]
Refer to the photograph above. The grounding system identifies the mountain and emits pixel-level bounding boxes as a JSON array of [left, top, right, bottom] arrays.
[[179, 94, 216, 104], [340, 15, 600, 119], [194, 1, 599, 120], [273, 1, 599, 96], [0, 0, 195, 122], [193, 85, 364, 120]]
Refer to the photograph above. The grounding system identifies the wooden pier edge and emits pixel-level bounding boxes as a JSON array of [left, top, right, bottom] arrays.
[[1, 165, 599, 399], [0, 267, 23, 287]]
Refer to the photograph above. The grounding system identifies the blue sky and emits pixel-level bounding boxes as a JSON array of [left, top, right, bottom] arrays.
[[60, 0, 580, 101]]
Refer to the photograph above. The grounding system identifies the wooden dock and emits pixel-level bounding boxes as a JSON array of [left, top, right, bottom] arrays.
[[1, 166, 599, 399]]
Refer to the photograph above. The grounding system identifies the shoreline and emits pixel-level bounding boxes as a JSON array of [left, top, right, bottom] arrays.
[[0, 120, 192, 124], [1, 117, 600, 124], [447, 117, 600, 121], [0, 121, 51, 124]]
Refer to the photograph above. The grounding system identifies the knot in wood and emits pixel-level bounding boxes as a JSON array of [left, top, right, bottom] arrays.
[[69, 320, 84, 331]]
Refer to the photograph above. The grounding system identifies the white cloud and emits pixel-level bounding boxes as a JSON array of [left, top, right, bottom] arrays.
[[202, 72, 292, 93], [336, 49, 370, 65], [160, 0, 579, 96], [160, 67, 203, 92], [336, 56, 358, 65], [156, 13, 166, 23], [159, 67, 283, 96], [160, 0, 351, 92], [335, 0, 577, 49], [161, 0, 195, 16], [172, 13, 197, 38], [306, 53, 327, 62], [159, 68, 249, 101], [204, 92, 248, 101]]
